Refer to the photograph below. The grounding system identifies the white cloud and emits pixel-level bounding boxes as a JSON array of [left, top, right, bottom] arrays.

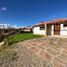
[[0, 7, 7, 11], [0, 24, 15, 29], [14, 25, 17, 27]]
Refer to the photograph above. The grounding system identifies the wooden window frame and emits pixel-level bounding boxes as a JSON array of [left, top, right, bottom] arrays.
[[40, 25, 45, 30]]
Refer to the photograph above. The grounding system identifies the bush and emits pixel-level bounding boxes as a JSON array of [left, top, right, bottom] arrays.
[[0, 35, 4, 42]]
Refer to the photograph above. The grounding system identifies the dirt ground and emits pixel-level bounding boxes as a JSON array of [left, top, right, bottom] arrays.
[[0, 37, 67, 67]]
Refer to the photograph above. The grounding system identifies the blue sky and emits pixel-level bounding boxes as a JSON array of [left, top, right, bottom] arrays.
[[0, 0, 67, 27]]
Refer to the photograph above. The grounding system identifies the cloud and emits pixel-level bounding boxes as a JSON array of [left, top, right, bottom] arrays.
[[0, 24, 19, 29], [0, 7, 7, 11], [14, 25, 17, 27]]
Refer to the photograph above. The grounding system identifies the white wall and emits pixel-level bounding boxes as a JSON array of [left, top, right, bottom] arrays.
[[60, 24, 67, 35], [33, 23, 67, 36], [51, 24, 67, 35], [51, 25, 54, 35], [33, 26, 46, 35]]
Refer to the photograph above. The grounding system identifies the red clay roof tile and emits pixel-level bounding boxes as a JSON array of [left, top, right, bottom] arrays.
[[33, 18, 67, 27]]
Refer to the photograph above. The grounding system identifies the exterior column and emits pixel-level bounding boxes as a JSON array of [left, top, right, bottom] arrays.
[[51, 25, 54, 35], [45, 24, 47, 36], [60, 24, 63, 35], [61, 24, 63, 30]]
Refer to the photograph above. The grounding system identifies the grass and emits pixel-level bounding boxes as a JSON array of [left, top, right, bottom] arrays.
[[0, 33, 43, 64], [7, 33, 43, 45], [0, 33, 42, 53]]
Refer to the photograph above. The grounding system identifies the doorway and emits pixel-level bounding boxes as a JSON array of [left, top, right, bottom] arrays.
[[54, 24, 60, 35]]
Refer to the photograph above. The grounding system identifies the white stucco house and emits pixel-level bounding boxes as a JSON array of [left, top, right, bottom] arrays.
[[33, 18, 67, 36]]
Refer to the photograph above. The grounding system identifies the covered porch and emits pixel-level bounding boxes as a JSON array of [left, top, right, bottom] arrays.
[[45, 23, 61, 36]]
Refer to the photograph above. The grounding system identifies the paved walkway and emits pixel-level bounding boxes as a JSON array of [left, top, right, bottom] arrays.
[[19, 37, 67, 67], [49, 35, 67, 38]]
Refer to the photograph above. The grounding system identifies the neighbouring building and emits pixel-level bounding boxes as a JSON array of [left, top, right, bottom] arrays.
[[20, 27, 32, 33], [33, 18, 67, 36]]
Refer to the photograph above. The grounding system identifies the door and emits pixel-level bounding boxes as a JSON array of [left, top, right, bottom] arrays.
[[54, 24, 60, 35]]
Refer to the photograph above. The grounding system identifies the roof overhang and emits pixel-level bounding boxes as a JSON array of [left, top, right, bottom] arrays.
[[33, 18, 67, 27]]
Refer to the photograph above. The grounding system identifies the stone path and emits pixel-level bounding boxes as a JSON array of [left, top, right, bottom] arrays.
[[49, 35, 67, 38], [0, 37, 67, 67], [19, 37, 67, 67]]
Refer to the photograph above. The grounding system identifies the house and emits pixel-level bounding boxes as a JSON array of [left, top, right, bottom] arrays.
[[33, 18, 67, 36], [23, 27, 32, 32], [20, 27, 32, 33]]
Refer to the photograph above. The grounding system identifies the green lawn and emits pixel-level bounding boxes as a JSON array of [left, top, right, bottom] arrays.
[[8, 33, 43, 44], [0, 33, 43, 62]]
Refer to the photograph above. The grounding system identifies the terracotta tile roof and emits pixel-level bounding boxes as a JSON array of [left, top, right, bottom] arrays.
[[33, 18, 67, 27]]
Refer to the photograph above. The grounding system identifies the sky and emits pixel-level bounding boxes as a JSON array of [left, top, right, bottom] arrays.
[[0, 0, 67, 27]]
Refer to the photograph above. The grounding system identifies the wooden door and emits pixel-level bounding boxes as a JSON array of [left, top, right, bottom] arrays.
[[54, 24, 60, 35]]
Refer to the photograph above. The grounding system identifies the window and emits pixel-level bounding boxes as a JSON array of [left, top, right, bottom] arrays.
[[63, 23, 67, 27], [40, 25, 45, 30]]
